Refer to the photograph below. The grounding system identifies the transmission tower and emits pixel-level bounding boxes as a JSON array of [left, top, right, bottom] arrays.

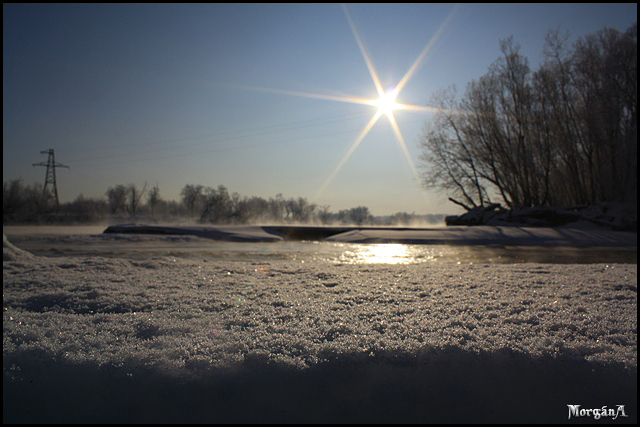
[[32, 149, 70, 206]]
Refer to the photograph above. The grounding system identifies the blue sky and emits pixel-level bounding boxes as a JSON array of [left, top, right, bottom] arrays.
[[3, 3, 637, 215]]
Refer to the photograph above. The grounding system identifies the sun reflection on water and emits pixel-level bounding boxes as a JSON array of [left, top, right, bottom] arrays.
[[338, 243, 440, 265]]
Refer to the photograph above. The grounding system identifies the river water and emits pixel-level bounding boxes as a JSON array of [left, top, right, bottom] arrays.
[[3, 225, 636, 264]]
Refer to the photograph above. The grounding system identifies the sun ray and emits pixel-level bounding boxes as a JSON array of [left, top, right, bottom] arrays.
[[394, 103, 463, 116], [386, 112, 419, 180], [240, 85, 376, 107], [386, 108, 436, 208], [313, 110, 383, 201], [341, 4, 385, 97], [394, 4, 460, 95]]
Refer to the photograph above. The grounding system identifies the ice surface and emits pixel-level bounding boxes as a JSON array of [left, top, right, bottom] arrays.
[[104, 224, 285, 242], [102, 223, 638, 247], [3, 234, 637, 423], [324, 225, 637, 246]]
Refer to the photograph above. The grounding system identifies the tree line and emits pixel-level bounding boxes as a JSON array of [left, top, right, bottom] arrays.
[[419, 24, 636, 210], [3, 179, 444, 226]]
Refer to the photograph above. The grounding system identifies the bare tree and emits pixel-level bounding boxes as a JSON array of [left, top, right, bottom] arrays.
[[418, 86, 489, 209], [268, 193, 286, 223], [106, 185, 128, 214], [418, 24, 637, 211], [284, 197, 316, 223], [317, 205, 332, 224], [348, 206, 371, 225], [127, 183, 148, 217], [200, 185, 232, 223], [147, 185, 161, 217], [180, 184, 204, 218], [3, 179, 53, 217], [572, 24, 637, 203]]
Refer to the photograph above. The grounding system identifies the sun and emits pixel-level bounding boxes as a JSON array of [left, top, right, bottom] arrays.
[[374, 88, 400, 117]]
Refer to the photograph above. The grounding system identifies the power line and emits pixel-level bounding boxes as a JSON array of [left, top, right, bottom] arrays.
[[32, 149, 70, 206]]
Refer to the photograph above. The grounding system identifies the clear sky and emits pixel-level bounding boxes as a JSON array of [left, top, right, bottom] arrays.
[[3, 3, 637, 215]]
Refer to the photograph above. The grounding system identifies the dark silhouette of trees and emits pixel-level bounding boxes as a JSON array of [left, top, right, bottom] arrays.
[[127, 183, 148, 217], [285, 197, 317, 223], [200, 185, 234, 223], [192, 185, 319, 224], [3, 179, 53, 219], [3, 179, 109, 223], [419, 24, 637, 209], [3, 179, 27, 218], [147, 185, 161, 217], [106, 185, 128, 215], [105, 183, 148, 217], [64, 194, 108, 222], [5, 178, 447, 226], [317, 205, 332, 224], [180, 184, 204, 218], [237, 196, 270, 223], [344, 206, 372, 225], [269, 194, 286, 223]]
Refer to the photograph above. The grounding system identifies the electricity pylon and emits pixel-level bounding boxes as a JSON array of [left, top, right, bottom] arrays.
[[32, 149, 70, 206]]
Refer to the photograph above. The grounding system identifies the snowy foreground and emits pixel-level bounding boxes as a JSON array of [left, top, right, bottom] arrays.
[[3, 232, 637, 423]]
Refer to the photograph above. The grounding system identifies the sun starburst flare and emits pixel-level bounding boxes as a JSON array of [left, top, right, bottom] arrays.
[[246, 4, 461, 202]]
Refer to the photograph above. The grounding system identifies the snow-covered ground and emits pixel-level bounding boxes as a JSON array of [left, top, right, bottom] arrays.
[[3, 232, 637, 423]]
